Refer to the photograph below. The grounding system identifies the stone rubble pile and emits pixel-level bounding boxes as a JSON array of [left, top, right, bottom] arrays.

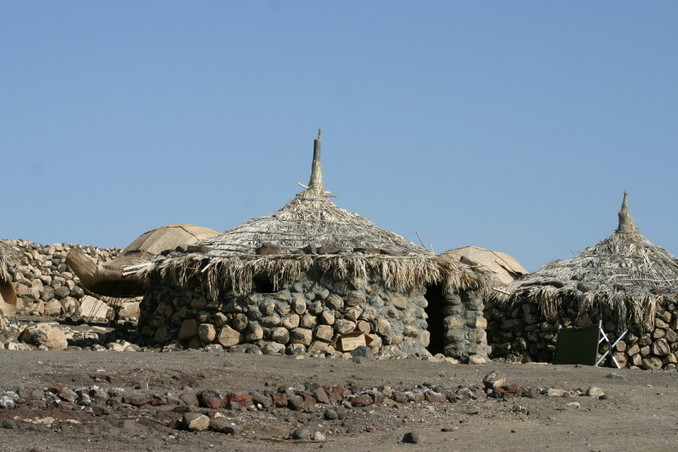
[[0, 316, 139, 351], [485, 299, 678, 370], [0, 371, 604, 440], [2, 239, 139, 321]]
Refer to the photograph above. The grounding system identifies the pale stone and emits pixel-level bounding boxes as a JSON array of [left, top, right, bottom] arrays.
[[291, 298, 306, 315], [319, 311, 335, 325], [403, 326, 419, 337], [261, 314, 281, 327], [299, 314, 317, 329], [198, 323, 217, 342], [367, 333, 382, 351], [356, 320, 371, 333], [345, 291, 366, 307], [444, 316, 462, 329], [325, 294, 343, 311], [420, 330, 430, 347], [308, 341, 330, 354], [586, 386, 605, 399], [376, 319, 391, 335], [662, 353, 678, 365], [118, 301, 140, 319], [641, 356, 663, 370], [231, 313, 248, 331], [44, 299, 63, 316], [245, 323, 264, 341], [392, 296, 408, 310], [19, 323, 68, 350], [290, 328, 313, 346], [334, 319, 356, 334], [652, 338, 671, 356], [314, 325, 334, 342], [344, 306, 363, 321], [627, 344, 640, 356], [359, 306, 377, 321], [183, 413, 210, 431], [630, 353, 643, 367], [75, 295, 113, 322], [218, 325, 242, 347], [468, 355, 487, 364], [468, 329, 487, 343], [545, 388, 567, 397], [475, 316, 488, 329], [281, 313, 300, 330], [389, 334, 403, 345], [271, 327, 290, 344], [259, 301, 275, 315]]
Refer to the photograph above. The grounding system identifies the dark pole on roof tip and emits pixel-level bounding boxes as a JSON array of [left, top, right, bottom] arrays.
[[313, 128, 322, 162]]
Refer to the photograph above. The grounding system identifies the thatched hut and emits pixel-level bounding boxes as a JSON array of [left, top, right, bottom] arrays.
[[0, 240, 19, 316], [135, 132, 490, 360], [486, 193, 678, 369]]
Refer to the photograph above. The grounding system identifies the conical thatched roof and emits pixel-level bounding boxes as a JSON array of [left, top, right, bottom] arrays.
[[501, 193, 678, 329], [135, 131, 488, 298]]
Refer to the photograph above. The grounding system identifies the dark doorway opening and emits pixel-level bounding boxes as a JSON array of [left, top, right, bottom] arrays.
[[424, 284, 445, 355], [252, 273, 274, 293]]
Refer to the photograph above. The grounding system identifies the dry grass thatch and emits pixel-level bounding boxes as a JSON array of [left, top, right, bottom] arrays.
[[134, 132, 489, 298], [0, 240, 19, 282], [499, 193, 678, 329]]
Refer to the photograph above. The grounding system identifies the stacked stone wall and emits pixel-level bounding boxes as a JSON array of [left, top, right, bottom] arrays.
[[139, 270, 431, 358], [485, 297, 678, 370], [2, 239, 125, 320], [139, 268, 490, 361], [441, 291, 490, 361]]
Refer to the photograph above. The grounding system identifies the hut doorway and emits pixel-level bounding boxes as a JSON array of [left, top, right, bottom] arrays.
[[424, 283, 445, 355]]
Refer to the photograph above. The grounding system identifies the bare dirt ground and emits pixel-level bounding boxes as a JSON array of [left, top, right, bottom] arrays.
[[0, 346, 676, 452]]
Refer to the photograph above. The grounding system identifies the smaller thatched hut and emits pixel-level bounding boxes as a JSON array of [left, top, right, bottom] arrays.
[[135, 132, 491, 360], [486, 193, 678, 369]]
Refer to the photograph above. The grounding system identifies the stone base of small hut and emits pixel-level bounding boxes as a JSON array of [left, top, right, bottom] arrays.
[[485, 298, 678, 370], [139, 270, 489, 361]]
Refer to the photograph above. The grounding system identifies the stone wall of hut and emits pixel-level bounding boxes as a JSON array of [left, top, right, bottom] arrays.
[[138, 269, 489, 361], [485, 296, 678, 370]]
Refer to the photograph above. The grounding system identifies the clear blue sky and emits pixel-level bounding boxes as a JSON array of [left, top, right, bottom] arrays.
[[1, 1, 676, 271]]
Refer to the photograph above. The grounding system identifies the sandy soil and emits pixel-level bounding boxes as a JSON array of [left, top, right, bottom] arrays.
[[0, 347, 676, 452]]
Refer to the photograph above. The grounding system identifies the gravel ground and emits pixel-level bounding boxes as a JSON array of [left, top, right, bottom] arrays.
[[0, 345, 677, 452]]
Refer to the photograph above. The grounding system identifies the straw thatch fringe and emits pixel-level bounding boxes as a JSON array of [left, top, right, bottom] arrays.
[[143, 253, 490, 301], [0, 240, 19, 282]]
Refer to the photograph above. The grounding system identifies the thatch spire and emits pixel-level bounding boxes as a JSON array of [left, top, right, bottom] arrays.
[[299, 129, 328, 198], [616, 191, 640, 234]]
